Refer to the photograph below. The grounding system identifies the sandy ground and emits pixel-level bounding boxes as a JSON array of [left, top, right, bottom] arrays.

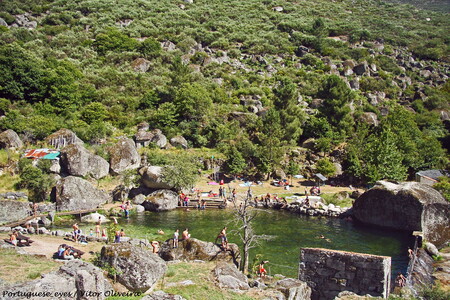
[[194, 176, 361, 200], [16, 235, 104, 260]]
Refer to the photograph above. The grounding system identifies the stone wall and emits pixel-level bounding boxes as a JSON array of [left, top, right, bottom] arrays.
[[299, 248, 391, 300]]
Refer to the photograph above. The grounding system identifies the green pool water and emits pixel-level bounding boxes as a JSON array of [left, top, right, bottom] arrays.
[[80, 209, 411, 278]]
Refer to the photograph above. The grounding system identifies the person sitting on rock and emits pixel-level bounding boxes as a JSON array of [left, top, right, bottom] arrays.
[[57, 244, 66, 258], [182, 228, 190, 240], [63, 246, 74, 260], [151, 241, 160, 253]]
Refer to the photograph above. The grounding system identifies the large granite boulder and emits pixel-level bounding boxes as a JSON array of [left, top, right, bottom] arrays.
[[142, 291, 186, 300], [45, 128, 84, 149], [0, 200, 31, 225], [275, 278, 312, 300], [81, 212, 109, 223], [170, 136, 188, 149], [60, 144, 110, 179], [142, 190, 178, 212], [0, 129, 23, 149], [100, 243, 167, 292], [353, 181, 450, 248], [214, 262, 249, 290], [159, 238, 240, 267], [53, 176, 109, 211], [109, 137, 140, 175], [3, 260, 111, 300], [139, 166, 173, 189]]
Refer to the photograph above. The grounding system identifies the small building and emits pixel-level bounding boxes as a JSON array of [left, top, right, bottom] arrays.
[[415, 170, 448, 186], [314, 173, 327, 186]]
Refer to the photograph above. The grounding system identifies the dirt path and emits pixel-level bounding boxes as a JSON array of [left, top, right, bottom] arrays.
[[194, 177, 362, 202], [17, 235, 104, 260]]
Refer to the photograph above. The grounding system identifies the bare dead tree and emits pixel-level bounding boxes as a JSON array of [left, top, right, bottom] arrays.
[[232, 190, 273, 275]]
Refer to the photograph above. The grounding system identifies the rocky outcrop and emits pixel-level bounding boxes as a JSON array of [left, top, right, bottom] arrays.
[[60, 144, 110, 179], [139, 166, 173, 189], [3, 260, 111, 300], [0, 129, 23, 149], [353, 181, 450, 248], [109, 137, 140, 175], [214, 262, 249, 290], [408, 248, 435, 288], [53, 176, 109, 211], [275, 278, 312, 300], [135, 129, 167, 149], [142, 190, 178, 212], [45, 128, 84, 149], [0, 200, 31, 225], [132, 58, 151, 72], [359, 112, 379, 126], [159, 238, 240, 267], [100, 243, 167, 292], [142, 291, 186, 300], [80, 213, 109, 223], [170, 136, 188, 149]]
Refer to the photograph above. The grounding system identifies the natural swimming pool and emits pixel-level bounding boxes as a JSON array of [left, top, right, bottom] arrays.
[[86, 209, 412, 278]]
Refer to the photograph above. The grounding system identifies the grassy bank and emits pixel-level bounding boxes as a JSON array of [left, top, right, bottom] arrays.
[[0, 248, 60, 283]]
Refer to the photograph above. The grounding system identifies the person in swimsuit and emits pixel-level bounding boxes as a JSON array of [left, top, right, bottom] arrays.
[[259, 261, 269, 278], [173, 229, 179, 248]]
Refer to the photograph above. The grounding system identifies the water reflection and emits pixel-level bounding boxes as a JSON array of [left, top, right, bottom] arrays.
[[83, 209, 412, 278]]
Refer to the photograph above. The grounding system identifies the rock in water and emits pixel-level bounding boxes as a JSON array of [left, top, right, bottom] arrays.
[[142, 190, 178, 211], [159, 238, 240, 267], [0, 129, 23, 149], [54, 176, 109, 211], [81, 213, 109, 223], [108, 137, 140, 175], [353, 181, 449, 248], [60, 144, 110, 179], [100, 243, 167, 292]]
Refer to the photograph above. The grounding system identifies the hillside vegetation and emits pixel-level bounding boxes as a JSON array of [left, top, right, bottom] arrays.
[[0, 0, 449, 186]]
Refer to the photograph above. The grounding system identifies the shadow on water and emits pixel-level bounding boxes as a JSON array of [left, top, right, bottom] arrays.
[[89, 209, 413, 278]]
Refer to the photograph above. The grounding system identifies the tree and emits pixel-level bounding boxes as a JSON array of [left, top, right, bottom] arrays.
[[139, 37, 161, 58], [433, 177, 450, 202], [315, 158, 336, 177], [346, 127, 407, 184], [161, 154, 199, 191], [232, 193, 272, 274], [0, 43, 47, 102], [226, 146, 247, 179], [18, 159, 55, 202]]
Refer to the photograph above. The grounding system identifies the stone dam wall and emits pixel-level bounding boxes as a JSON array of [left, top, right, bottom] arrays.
[[299, 248, 391, 300]]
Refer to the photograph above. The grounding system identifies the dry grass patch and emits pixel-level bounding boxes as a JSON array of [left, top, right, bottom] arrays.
[[0, 248, 61, 283]]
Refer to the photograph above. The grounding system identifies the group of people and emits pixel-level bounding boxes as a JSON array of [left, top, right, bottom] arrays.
[[179, 192, 190, 207], [91, 219, 107, 239], [309, 186, 321, 196], [56, 244, 84, 260], [171, 228, 190, 248]]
